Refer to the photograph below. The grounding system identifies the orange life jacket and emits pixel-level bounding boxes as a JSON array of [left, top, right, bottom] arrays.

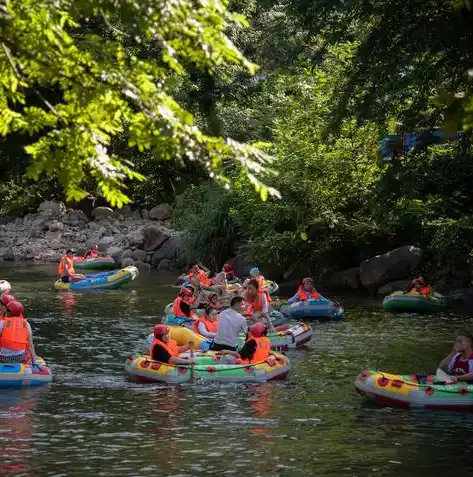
[[239, 337, 271, 364], [172, 296, 192, 316], [297, 285, 320, 301], [420, 286, 431, 296], [150, 338, 179, 360], [193, 317, 218, 335], [57, 256, 75, 276], [84, 250, 98, 259], [0, 317, 29, 352], [189, 269, 212, 287], [244, 290, 264, 315]]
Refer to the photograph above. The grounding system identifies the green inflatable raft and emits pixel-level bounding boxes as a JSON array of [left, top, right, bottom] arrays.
[[382, 291, 446, 313]]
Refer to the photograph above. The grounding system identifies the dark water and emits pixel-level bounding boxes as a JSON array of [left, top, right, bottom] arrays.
[[1, 264, 473, 477]]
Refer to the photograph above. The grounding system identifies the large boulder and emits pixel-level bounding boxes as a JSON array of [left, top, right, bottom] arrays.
[[38, 201, 65, 214], [359, 246, 423, 290], [107, 246, 123, 266], [117, 205, 132, 217], [151, 234, 184, 268], [448, 288, 473, 310], [142, 226, 170, 252], [62, 209, 88, 226], [377, 280, 411, 296], [91, 207, 114, 220], [49, 239, 64, 250], [131, 249, 147, 262], [98, 236, 115, 252], [326, 267, 361, 290], [149, 203, 170, 221], [48, 221, 64, 232], [126, 229, 145, 248], [226, 254, 251, 278], [0, 247, 16, 261], [121, 257, 135, 268]]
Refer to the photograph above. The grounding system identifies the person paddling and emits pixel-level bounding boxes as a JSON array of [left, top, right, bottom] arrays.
[[58, 249, 85, 283], [438, 331, 473, 383], [0, 301, 37, 364], [210, 297, 247, 352], [150, 324, 194, 365]]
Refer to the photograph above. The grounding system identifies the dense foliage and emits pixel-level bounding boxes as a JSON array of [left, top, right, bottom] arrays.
[[2, 0, 473, 287]]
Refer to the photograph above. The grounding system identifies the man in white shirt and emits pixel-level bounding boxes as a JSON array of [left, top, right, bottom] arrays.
[[210, 297, 248, 351]]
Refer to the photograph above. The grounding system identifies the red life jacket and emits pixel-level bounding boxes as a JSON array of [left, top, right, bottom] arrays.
[[451, 353, 473, 375], [57, 256, 75, 276], [0, 317, 29, 352], [150, 338, 179, 361], [239, 337, 271, 364], [172, 296, 191, 317], [297, 285, 320, 301], [189, 270, 212, 287], [193, 317, 218, 335], [244, 290, 264, 315]]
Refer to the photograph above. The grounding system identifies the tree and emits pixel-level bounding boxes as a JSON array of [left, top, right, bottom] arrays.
[[0, 0, 279, 206]]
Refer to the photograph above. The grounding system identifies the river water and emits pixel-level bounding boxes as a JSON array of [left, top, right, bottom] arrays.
[[0, 264, 472, 477]]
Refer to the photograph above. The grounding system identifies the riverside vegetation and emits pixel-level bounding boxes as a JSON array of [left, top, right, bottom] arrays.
[[0, 1, 473, 293]]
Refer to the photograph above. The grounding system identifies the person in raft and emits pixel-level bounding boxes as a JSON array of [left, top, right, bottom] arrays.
[[438, 331, 473, 383], [216, 322, 271, 364], [223, 263, 238, 282], [243, 267, 265, 289], [172, 287, 198, 318], [189, 263, 227, 296], [243, 279, 275, 332], [58, 249, 85, 283], [150, 324, 194, 365], [0, 294, 16, 318], [287, 277, 321, 304], [83, 243, 99, 259], [0, 301, 37, 364], [210, 296, 248, 351], [407, 276, 432, 296], [193, 305, 219, 339]]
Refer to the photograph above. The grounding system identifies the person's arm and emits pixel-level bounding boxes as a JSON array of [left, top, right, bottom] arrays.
[[216, 349, 240, 357], [287, 292, 300, 305], [261, 293, 269, 314], [198, 263, 211, 274], [169, 357, 193, 365], [197, 322, 216, 338], [438, 350, 457, 372], [27, 324, 37, 362], [178, 341, 194, 353], [239, 314, 248, 333]]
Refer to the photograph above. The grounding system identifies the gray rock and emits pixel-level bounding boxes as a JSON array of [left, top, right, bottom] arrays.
[[377, 280, 412, 296], [98, 236, 114, 252], [117, 205, 132, 217], [151, 234, 183, 267], [143, 225, 170, 252], [126, 229, 145, 248], [48, 221, 64, 232], [149, 203, 170, 221], [121, 257, 135, 268], [62, 209, 88, 226], [38, 201, 65, 214], [448, 288, 473, 309], [326, 267, 361, 290], [91, 206, 114, 220], [107, 246, 123, 267], [141, 209, 149, 219], [131, 249, 147, 262], [121, 249, 134, 261], [1, 247, 15, 261], [359, 245, 423, 290], [134, 260, 151, 271], [49, 239, 64, 250], [157, 258, 173, 271]]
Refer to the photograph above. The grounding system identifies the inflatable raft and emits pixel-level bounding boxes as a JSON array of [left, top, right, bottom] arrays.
[[280, 297, 344, 321], [73, 256, 116, 270], [382, 291, 446, 313], [141, 325, 212, 353], [262, 280, 279, 296], [355, 369, 473, 411], [0, 357, 52, 388], [54, 266, 139, 291], [125, 352, 291, 384], [158, 319, 311, 350]]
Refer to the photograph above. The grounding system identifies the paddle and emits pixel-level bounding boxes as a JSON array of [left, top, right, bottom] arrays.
[[189, 343, 196, 384]]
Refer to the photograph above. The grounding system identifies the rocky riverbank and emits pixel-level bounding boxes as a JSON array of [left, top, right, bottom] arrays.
[[0, 201, 185, 272]]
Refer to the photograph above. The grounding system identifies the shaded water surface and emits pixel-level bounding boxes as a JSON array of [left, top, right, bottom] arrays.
[[0, 264, 472, 476]]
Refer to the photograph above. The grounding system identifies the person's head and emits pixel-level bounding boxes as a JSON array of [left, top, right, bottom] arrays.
[[92, 244, 99, 251], [205, 306, 219, 321], [66, 249, 75, 257], [0, 294, 15, 316], [223, 263, 233, 273], [179, 287, 193, 299], [230, 296, 244, 313], [247, 279, 259, 296], [249, 322, 267, 339], [207, 293, 218, 304], [455, 331, 473, 353], [154, 324, 170, 343], [302, 277, 314, 290], [190, 263, 200, 273], [7, 301, 24, 317], [249, 267, 260, 277]]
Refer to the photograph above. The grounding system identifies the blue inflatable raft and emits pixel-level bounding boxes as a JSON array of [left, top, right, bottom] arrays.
[[54, 266, 139, 291], [0, 357, 52, 388], [280, 297, 344, 321]]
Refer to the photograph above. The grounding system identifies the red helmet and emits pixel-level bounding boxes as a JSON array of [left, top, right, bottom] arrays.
[[249, 323, 266, 338], [180, 287, 193, 296], [7, 301, 24, 316], [1, 294, 16, 306], [223, 263, 233, 272], [153, 324, 169, 337]]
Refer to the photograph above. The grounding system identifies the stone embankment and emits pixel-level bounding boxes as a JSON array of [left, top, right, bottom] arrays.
[[0, 201, 184, 272]]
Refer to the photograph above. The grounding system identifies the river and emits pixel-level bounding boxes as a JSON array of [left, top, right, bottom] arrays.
[[0, 264, 472, 476]]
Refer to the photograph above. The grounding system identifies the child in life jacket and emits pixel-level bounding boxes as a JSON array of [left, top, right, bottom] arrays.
[[193, 306, 219, 339], [216, 323, 271, 364], [438, 331, 473, 383], [172, 287, 199, 318], [150, 324, 194, 365], [243, 279, 275, 332], [287, 277, 321, 304]]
